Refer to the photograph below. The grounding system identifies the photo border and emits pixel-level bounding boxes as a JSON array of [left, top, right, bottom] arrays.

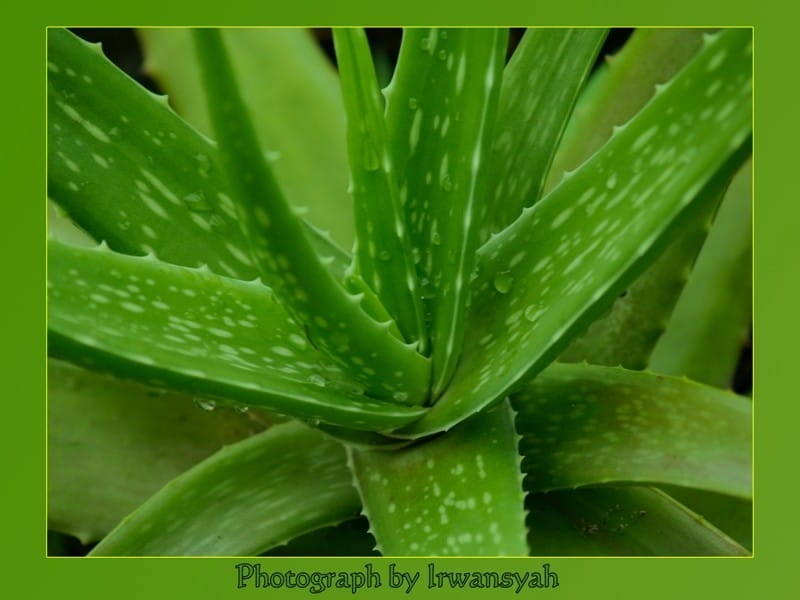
[[11, 0, 793, 597]]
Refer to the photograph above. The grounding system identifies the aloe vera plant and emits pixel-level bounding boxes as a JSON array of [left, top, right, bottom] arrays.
[[47, 27, 753, 557]]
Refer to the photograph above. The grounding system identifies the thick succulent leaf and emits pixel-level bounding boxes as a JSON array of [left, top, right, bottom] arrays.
[[90, 422, 360, 556], [47, 199, 94, 246], [349, 400, 528, 556], [48, 240, 426, 431], [385, 28, 508, 395], [514, 363, 751, 499], [332, 28, 426, 349], [559, 183, 723, 369], [48, 28, 345, 281], [482, 28, 607, 240], [192, 29, 430, 405], [401, 29, 752, 436], [264, 517, 379, 557], [48, 28, 255, 279], [47, 359, 265, 543], [547, 28, 713, 191], [554, 28, 732, 369], [660, 485, 752, 550], [138, 28, 354, 247], [650, 159, 752, 387], [527, 487, 748, 556]]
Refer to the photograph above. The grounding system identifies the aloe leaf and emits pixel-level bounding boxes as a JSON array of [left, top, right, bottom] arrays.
[[264, 517, 379, 556], [385, 28, 508, 395], [553, 28, 728, 369], [47, 199, 94, 246], [660, 485, 752, 550], [349, 400, 528, 556], [48, 28, 346, 282], [402, 29, 752, 436], [482, 28, 607, 240], [192, 29, 430, 404], [48, 240, 426, 430], [514, 363, 751, 499], [650, 159, 752, 387], [90, 422, 359, 556], [48, 28, 254, 279], [332, 28, 426, 349], [138, 28, 354, 247], [547, 28, 713, 191], [527, 486, 748, 556], [559, 182, 724, 369], [47, 359, 264, 543]]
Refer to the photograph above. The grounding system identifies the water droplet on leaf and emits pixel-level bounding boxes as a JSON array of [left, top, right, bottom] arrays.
[[210, 215, 227, 234], [193, 397, 216, 411], [493, 272, 513, 294], [524, 304, 543, 322], [183, 191, 211, 212], [308, 374, 326, 387], [361, 137, 380, 171]]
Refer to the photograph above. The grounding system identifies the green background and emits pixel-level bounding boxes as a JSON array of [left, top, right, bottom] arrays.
[[9, 0, 794, 597]]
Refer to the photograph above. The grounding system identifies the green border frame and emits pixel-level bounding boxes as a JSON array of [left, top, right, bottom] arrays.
[[11, 0, 794, 597]]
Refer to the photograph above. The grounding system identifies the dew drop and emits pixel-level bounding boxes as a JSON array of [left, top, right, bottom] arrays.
[[308, 374, 326, 387], [361, 136, 380, 171], [441, 175, 454, 192], [432, 232, 442, 246], [493, 271, 513, 294], [379, 250, 391, 261], [392, 391, 409, 403], [408, 97, 419, 110], [524, 304, 543, 322], [234, 404, 250, 413], [183, 191, 212, 212], [437, 49, 447, 61], [606, 173, 617, 189], [210, 215, 228, 234], [193, 397, 216, 411], [195, 153, 210, 177]]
